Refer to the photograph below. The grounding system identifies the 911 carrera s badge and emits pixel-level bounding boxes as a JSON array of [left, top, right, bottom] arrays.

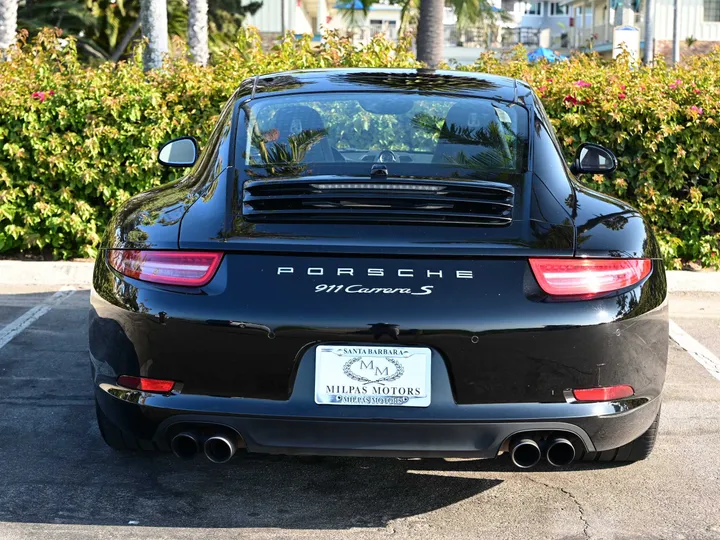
[[315, 346, 431, 407], [314, 284, 434, 295], [342, 356, 405, 385]]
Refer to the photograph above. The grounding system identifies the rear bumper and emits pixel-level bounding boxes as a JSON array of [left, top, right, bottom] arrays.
[[90, 251, 668, 458], [93, 345, 662, 458]]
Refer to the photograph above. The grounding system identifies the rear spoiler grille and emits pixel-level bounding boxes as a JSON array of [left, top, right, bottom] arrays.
[[241, 178, 515, 226]]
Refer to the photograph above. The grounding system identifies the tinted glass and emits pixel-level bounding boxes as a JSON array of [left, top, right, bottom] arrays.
[[240, 93, 529, 178]]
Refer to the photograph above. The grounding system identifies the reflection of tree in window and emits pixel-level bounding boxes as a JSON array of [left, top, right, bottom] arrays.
[[412, 112, 521, 171], [249, 127, 326, 177]]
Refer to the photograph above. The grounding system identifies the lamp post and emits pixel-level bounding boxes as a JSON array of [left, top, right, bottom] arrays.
[[643, 0, 654, 63], [672, 0, 680, 64]]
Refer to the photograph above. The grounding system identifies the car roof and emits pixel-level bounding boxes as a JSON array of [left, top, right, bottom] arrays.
[[249, 68, 533, 104]]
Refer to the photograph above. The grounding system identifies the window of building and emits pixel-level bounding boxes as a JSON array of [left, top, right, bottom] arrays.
[[551, 2, 569, 15], [705, 0, 720, 21], [524, 2, 543, 15]]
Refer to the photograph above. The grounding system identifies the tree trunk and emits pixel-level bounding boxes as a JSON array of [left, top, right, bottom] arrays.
[[416, 0, 444, 68], [0, 0, 18, 54], [140, 0, 169, 70], [188, 0, 209, 66]]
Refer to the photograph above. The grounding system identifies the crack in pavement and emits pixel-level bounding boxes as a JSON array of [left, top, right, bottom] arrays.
[[526, 477, 591, 539]]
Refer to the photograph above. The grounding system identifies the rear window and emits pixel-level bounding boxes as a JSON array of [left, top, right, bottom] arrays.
[[240, 92, 528, 177]]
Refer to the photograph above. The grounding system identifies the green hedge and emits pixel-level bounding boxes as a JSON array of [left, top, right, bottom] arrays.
[[1, 29, 718, 267]]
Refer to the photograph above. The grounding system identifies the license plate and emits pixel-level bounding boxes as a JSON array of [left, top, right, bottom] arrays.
[[314, 345, 431, 407]]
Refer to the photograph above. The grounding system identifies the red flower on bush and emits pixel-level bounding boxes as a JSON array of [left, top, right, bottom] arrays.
[[694, 88, 701, 94], [537, 85, 547, 94], [31, 90, 55, 103], [618, 92, 626, 99], [690, 105, 703, 115], [563, 95, 580, 106], [574, 80, 592, 88]]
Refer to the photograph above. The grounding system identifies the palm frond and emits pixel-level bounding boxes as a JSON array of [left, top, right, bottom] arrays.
[[18, 0, 96, 34]]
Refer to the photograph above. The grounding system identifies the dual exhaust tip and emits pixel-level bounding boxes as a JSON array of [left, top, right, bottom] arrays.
[[510, 437, 576, 469], [172, 430, 574, 467], [170, 431, 241, 463]]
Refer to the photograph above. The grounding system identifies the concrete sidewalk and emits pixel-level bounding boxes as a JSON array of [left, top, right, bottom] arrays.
[[0, 260, 718, 292]]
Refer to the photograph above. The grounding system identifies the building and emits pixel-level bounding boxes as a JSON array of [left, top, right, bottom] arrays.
[[560, 0, 720, 59], [497, 0, 573, 48], [442, 1, 572, 59], [241, 0, 343, 39], [560, 0, 644, 54], [240, 1, 403, 45], [334, 1, 403, 43]]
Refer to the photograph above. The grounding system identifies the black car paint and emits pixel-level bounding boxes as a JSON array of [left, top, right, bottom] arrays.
[[90, 69, 668, 458]]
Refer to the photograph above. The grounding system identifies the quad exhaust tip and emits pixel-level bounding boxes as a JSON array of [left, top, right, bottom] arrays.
[[170, 432, 200, 460], [546, 437, 576, 467], [204, 434, 238, 464], [510, 438, 542, 469]]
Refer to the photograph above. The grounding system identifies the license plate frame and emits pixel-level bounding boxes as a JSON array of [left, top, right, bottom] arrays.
[[314, 345, 431, 407]]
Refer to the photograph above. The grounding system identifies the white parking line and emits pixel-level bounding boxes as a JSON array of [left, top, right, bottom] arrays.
[[669, 319, 720, 382], [0, 287, 76, 350]]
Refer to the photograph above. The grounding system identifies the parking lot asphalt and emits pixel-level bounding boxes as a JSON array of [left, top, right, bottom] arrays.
[[0, 285, 719, 540]]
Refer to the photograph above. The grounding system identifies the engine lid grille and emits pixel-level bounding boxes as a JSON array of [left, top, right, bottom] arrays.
[[242, 177, 515, 226]]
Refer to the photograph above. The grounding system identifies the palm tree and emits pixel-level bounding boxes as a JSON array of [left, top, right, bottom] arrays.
[[0, 0, 18, 54], [15, 0, 262, 63], [187, 0, 208, 65], [416, 0, 444, 67], [344, 0, 497, 68], [140, 0, 168, 69]]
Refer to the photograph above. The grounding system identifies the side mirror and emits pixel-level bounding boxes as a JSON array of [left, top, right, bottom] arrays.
[[158, 137, 198, 168], [570, 143, 617, 175]]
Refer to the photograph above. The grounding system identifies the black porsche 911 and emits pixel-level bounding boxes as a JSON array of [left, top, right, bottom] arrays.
[[90, 68, 668, 468]]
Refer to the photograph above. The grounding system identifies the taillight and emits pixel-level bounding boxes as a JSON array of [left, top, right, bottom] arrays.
[[572, 385, 634, 401], [108, 250, 222, 287], [117, 375, 175, 393], [529, 258, 651, 296]]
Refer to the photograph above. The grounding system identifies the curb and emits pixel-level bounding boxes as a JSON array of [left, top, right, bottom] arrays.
[[0, 261, 94, 286], [0, 261, 719, 292], [666, 271, 720, 293]]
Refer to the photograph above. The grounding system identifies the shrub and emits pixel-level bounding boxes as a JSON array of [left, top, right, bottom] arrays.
[[0, 29, 418, 259], [0, 30, 718, 267]]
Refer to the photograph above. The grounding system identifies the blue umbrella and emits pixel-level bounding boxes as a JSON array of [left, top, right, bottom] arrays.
[[527, 47, 568, 63], [335, 0, 364, 8]]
